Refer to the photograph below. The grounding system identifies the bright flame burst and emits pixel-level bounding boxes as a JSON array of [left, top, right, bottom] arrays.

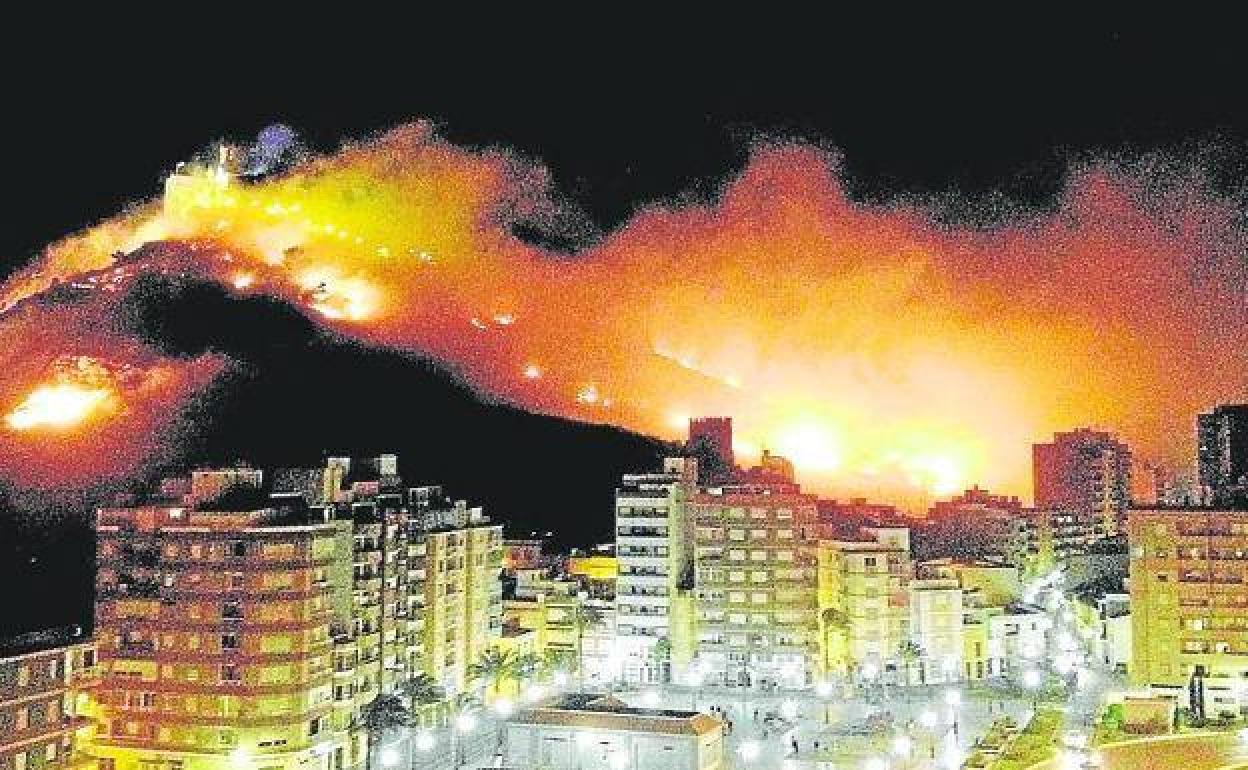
[[3, 123, 1245, 503], [6, 383, 114, 431]]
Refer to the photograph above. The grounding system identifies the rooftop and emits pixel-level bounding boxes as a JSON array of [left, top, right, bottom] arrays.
[[511, 693, 721, 736], [0, 625, 89, 659]]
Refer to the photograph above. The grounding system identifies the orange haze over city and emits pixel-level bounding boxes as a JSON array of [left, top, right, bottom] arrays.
[[1, 122, 1245, 503]]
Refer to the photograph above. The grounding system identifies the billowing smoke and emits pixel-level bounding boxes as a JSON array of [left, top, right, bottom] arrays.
[[1, 122, 1245, 505]]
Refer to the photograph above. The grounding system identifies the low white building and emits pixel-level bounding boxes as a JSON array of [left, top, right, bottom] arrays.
[[909, 577, 965, 684], [504, 693, 724, 770], [986, 604, 1052, 678], [1091, 592, 1131, 673]]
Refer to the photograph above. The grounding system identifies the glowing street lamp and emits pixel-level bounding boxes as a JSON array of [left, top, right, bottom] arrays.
[[739, 741, 761, 761], [414, 731, 435, 752], [379, 747, 400, 767], [919, 710, 938, 729], [892, 735, 913, 757], [493, 697, 514, 717], [943, 689, 961, 707], [1023, 669, 1042, 711]]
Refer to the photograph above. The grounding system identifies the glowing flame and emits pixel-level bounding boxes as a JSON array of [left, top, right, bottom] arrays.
[[2, 123, 1245, 504], [6, 384, 113, 431], [773, 422, 842, 473]]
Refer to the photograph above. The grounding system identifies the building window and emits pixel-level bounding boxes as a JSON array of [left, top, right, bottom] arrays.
[[222, 633, 240, 650], [220, 664, 241, 684], [222, 601, 243, 620], [228, 573, 245, 590], [229, 541, 247, 558], [18, 665, 29, 686]]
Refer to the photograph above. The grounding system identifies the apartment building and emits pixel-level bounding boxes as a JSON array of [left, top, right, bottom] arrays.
[[88, 459, 504, 770], [91, 499, 342, 770], [1034, 428, 1132, 538], [407, 497, 503, 699], [1128, 507, 1248, 716], [817, 527, 912, 684], [907, 576, 965, 685], [613, 458, 698, 684], [1, 631, 98, 770], [690, 485, 820, 689]]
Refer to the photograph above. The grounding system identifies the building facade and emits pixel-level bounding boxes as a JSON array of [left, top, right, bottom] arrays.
[[613, 458, 698, 684], [503, 694, 723, 770], [91, 502, 343, 770], [1, 634, 97, 770], [690, 486, 820, 689], [1198, 405, 1248, 506], [817, 528, 912, 685], [1034, 428, 1132, 538], [1129, 507, 1248, 716]]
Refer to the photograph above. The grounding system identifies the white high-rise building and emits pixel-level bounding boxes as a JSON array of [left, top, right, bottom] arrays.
[[613, 457, 697, 683]]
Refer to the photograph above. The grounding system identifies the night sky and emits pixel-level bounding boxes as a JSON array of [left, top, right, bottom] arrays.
[[6, 25, 1247, 276]]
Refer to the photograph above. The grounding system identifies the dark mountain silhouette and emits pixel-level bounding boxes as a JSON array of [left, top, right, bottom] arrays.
[[1, 273, 668, 637]]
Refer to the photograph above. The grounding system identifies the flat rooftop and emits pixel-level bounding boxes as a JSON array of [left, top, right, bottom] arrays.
[[510, 693, 721, 736]]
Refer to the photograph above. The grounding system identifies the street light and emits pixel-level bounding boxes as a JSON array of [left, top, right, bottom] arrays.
[[943, 689, 961, 707], [379, 747, 400, 767], [493, 697, 515, 717], [1023, 669, 1042, 712], [414, 731, 435, 752], [892, 735, 912, 757], [919, 710, 938, 729], [738, 741, 761, 761]]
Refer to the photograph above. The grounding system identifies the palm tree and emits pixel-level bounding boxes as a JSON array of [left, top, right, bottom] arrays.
[[542, 646, 577, 680], [650, 637, 672, 683], [359, 694, 409, 770], [400, 672, 445, 726], [898, 640, 924, 686], [468, 647, 517, 698], [513, 651, 542, 689]]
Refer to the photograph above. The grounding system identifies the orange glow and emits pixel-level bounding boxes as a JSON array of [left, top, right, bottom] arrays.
[[6, 383, 113, 431], [2, 123, 1245, 504]]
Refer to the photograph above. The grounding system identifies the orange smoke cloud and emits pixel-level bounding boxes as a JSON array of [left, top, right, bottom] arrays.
[[2, 122, 1245, 504], [0, 292, 225, 489]]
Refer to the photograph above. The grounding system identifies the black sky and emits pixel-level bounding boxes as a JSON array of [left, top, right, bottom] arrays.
[[4, 24, 1247, 276]]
